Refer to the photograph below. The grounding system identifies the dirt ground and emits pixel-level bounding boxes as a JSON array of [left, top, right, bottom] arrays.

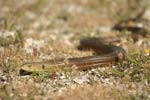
[[0, 0, 150, 100]]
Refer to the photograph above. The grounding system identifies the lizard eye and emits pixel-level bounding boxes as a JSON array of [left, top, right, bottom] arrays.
[[42, 64, 45, 69], [28, 65, 32, 68]]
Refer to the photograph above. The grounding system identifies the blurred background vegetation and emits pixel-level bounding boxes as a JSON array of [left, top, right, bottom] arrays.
[[0, 0, 149, 31], [0, 1, 150, 100]]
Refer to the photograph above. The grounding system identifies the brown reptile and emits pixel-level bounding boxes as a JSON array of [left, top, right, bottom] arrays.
[[20, 37, 126, 74], [20, 9, 150, 74]]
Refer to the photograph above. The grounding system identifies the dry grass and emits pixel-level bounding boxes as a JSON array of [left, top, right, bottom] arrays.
[[0, 0, 150, 100], [49, 85, 120, 100]]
